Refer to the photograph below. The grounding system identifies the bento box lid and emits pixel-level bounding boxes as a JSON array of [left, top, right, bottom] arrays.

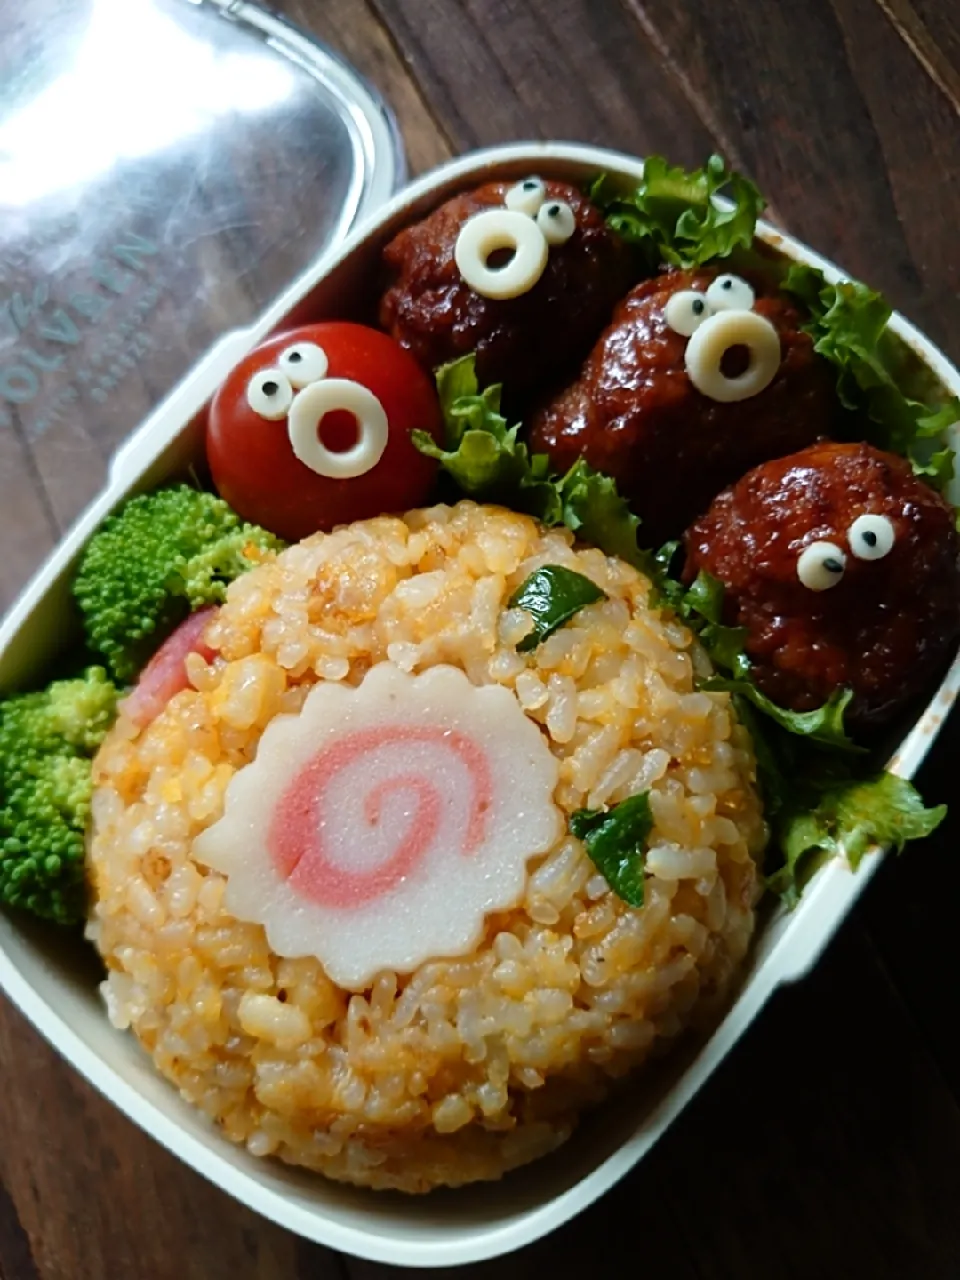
[[0, 0, 404, 451]]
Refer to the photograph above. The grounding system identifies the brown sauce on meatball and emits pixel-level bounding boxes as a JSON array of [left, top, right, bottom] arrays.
[[529, 267, 839, 544], [684, 441, 960, 727], [379, 180, 634, 405]]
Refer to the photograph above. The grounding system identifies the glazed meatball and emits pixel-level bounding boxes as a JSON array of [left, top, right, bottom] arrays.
[[529, 268, 838, 544], [684, 442, 960, 728], [379, 179, 633, 403]]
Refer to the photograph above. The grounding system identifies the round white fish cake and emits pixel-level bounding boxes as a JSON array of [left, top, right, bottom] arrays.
[[87, 501, 765, 1193]]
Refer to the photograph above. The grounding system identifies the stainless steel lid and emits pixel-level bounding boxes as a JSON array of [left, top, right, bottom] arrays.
[[0, 0, 404, 506]]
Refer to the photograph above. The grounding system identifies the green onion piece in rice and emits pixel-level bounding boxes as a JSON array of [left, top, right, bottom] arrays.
[[509, 565, 606, 652], [570, 793, 654, 907]]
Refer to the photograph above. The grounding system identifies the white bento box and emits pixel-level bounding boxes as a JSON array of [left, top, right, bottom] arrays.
[[1, 142, 958, 1267]]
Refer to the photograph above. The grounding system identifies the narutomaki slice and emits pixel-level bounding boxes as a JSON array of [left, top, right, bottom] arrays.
[[122, 607, 218, 729], [193, 663, 562, 989]]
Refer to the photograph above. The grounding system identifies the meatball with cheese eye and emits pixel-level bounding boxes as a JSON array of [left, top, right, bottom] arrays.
[[379, 178, 634, 403], [684, 441, 960, 727], [529, 267, 838, 543]]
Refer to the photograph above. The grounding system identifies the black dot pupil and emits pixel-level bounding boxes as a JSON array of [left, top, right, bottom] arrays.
[[288, 351, 302, 363], [547, 203, 561, 216], [692, 299, 705, 314], [262, 380, 278, 396], [524, 180, 539, 190], [722, 278, 733, 289], [862, 530, 878, 546], [823, 557, 843, 573]]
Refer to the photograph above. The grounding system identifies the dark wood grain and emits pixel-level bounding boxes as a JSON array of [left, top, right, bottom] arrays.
[[0, 1180, 39, 1280], [2, 0, 960, 1277], [647, 926, 960, 1280], [369, 0, 717, 162], [832, 0, 960, 353], [277, 0, 454, 175], [0, 429, 57, 616], [860, 719, 960, 1098], [349, 1169, 704, 1280], [623, 0, 960, 354], [0, 5, 444, 1276], [0, 1005, 343, 1280], [876, 0, 960, 111], [347, 926, 960, 1280]]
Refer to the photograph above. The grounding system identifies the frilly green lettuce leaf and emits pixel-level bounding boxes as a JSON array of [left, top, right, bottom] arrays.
[[555, 460, 649, 571], [422, 361, 852, 751], [413, 357, 556, 506], [767, 772, 946, 907], [415, 355, 654, 574], [704, 678, 860, 753], [783, 264, 960, 490], [588, 154, 764, 268]]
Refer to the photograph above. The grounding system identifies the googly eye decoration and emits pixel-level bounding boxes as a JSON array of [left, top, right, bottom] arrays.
[[664, 290, 713, 337], [278, 342, 329, 389], [848, 513, 896, 561], [455, 181, 580, 300], [536, 200, 576, 245], [685, 310, 781, 403], [505, 177, 547, 217], [797, 540, 847, 591], [454, 209, 549, 301], [247, 369, 294, 421], [287, 378, 390, 480], [705, 274, 756, 313]]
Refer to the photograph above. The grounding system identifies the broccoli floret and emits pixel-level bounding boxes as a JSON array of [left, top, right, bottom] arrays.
[[0, 668, 119, 925], [73, 485, 284, 682]]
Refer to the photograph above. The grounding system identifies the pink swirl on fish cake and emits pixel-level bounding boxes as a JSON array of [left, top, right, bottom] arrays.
[[269, 725, 492, 908]]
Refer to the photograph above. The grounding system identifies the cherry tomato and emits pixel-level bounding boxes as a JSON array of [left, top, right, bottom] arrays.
[[206, 322, 443, 540]]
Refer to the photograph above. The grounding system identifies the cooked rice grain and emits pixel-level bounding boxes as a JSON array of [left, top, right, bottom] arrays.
[[87, 502, 765, 1192]]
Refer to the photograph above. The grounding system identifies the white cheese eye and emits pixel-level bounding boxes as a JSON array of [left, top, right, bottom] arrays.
[[684, 310, 781, 402], [505, 177, 546, 216], [848, 513, 895, 560], [454, 209, 549, 299], [797, 541, 847, 591], [246, 369, 293, 421], [287, 378, 389, 479], [535, 199, 576, 245], [664, 290, 713, 337], [278, 342, 329, 389], [705, 273, 755, 312]]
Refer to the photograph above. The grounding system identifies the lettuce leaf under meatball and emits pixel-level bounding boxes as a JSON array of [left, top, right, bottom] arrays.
[[655, 551, 861, 752], [783, 265, 960, 491], [753, 726, 946, 907], [415, 357, 555, 507], [415, 355, 652, 573]]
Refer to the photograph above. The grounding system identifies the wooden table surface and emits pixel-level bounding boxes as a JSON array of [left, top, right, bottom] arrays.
[[2, 1, 960, 1276]]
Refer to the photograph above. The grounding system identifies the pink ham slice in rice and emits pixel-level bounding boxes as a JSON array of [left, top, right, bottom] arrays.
[[122, 607, 217, 728]]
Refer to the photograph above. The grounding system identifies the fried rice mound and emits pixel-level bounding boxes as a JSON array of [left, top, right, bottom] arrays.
[[87, 501, 765, 1192]]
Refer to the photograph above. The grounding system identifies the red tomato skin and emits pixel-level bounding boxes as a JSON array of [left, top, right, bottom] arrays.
[[206, 322, 443, 541]]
